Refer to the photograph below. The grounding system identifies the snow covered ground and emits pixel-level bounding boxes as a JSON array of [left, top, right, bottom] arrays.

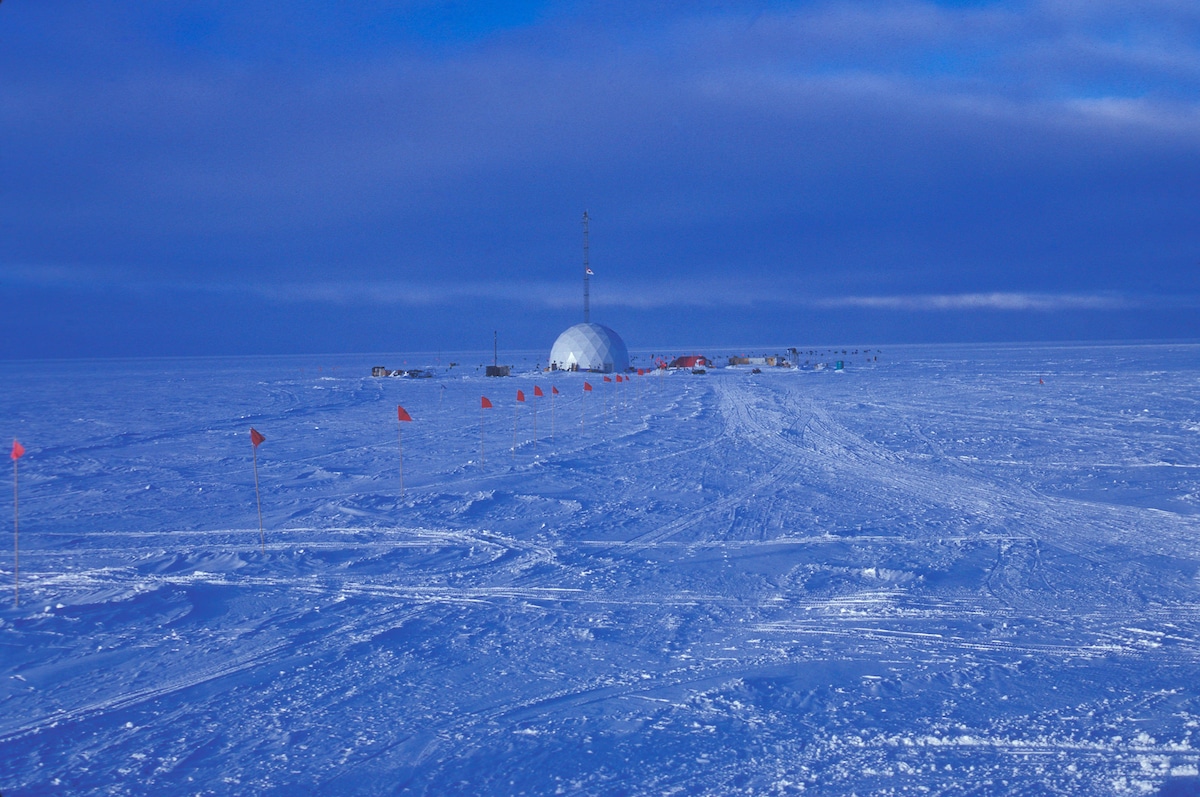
[[3, 343, 1200, 796]]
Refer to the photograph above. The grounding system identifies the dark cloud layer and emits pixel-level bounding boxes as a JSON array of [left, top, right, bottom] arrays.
[[1, 1, 1197, 357]]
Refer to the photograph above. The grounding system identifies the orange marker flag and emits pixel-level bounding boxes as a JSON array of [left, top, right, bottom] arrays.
[[533, 386, 544, 397], [11, 439, 24, 606], [516, 390, 525, 402], [582, 381, 592, 427], [480, 396, 493, 466], [603, 376, 612, 383], [397, 406, 412, 497], [249, 428, 266, 553]]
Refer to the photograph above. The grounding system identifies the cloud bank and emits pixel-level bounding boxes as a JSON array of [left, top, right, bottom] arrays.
[[2, 1, 1198, 356]]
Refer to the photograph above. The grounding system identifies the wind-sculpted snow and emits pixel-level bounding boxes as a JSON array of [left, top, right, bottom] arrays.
[[3, 345, 1200, 795]]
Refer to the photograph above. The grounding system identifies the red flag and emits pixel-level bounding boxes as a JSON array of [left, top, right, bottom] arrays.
[[638, 368, 645, 376], [516, 390, 525, 402], [397, 405, 413, 422], [603, 376, 612, 383], [552, 386, 559, 395], [481, 396, 493, 409], [11, 440, 24, 460], [583, 382, 593, 392], [534, 385, 544, 397], [250, 428, 265, 447], [616, 375, 624, 383]]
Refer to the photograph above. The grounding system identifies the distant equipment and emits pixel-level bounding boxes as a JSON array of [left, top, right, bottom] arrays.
[[487, 329, 511, 376], [668, 355, 711, 370], [372, 366, 433, 378]]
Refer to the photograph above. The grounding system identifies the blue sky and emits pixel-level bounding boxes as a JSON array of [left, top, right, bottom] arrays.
[[2, 1, 1198, 358]]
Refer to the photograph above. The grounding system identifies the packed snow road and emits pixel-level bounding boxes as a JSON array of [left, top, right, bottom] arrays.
[[2, 344, 1199, 795]]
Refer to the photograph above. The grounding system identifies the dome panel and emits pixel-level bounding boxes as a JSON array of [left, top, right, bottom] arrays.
[[549, 323, 629, 373]]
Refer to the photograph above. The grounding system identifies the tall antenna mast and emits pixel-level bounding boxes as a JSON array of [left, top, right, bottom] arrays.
[[582, 210, 591, 324]]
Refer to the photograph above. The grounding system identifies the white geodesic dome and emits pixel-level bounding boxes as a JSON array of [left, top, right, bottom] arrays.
[[549, 323, 630, 374]]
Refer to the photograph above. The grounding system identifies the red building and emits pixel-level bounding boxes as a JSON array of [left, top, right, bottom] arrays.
[[668, 355, 711, 369]]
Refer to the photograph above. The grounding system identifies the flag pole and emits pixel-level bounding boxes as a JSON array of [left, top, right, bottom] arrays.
[[12, 447, 19, 607], [250, 429, 265, 554], [397, 406, 412, 498], [398, 423, 405, 497], [253, 444, 264, 553], [513, 390, 528, 459], [480, 397, 491, 467]]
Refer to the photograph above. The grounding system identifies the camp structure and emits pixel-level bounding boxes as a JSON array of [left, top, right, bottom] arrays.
[[549, 322, 630, 374], [668, 355, 711, 370]]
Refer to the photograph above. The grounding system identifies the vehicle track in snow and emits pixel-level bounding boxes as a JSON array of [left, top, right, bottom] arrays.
[[580, 373, 1200, 676], [722, 375, 1198, 598]]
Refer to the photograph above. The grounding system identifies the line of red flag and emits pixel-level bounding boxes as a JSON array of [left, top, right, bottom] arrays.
[[4, 372, 662, 581]]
